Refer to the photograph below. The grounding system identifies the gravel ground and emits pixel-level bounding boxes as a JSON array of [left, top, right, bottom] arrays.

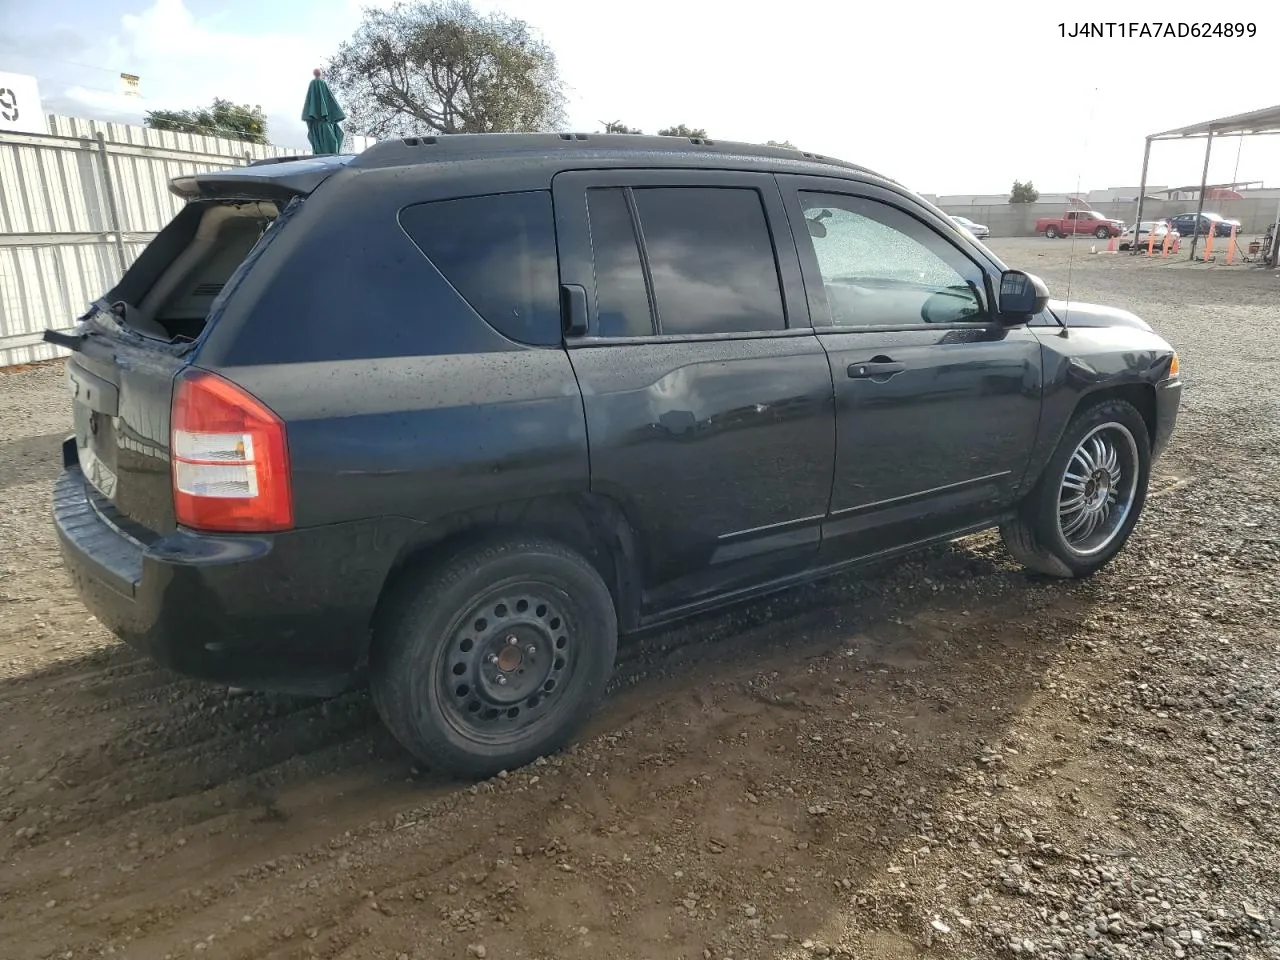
[[1, 239, 1279, 960]]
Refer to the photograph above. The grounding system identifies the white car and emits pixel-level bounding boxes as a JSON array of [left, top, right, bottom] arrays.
[[1118, 220, 1172, 251], [949, 215, 990, 239]]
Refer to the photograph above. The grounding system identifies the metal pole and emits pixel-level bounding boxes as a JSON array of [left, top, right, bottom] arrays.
[[1131, 137, 1152, 256], [95, 132, 127, 276], [1188, 129, 1214, 261], [1269, 195, 1280, 269]]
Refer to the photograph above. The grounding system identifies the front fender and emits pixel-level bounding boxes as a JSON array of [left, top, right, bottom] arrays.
[[1016, 325, 1176, 495]]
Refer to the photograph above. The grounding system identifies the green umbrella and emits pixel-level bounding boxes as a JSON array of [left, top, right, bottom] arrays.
[[302, 69, 345, 155]]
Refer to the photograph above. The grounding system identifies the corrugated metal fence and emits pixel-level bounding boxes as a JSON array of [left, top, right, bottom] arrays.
[[0, 116, 303, 367]]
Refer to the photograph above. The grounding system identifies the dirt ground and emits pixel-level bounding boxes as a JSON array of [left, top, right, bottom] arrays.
[[2, 239, 1279, 960]]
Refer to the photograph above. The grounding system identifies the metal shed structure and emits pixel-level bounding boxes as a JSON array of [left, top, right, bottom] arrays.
[[1133, 104, 1280, 266]]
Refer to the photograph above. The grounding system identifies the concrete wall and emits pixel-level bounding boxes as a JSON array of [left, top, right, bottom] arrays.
[[937, 198, 1280, 238]]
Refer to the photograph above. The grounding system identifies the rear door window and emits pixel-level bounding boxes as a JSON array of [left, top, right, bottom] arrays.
[[631, 187, 786, 336], [586, 188, 655, 337], [400, 191, 562, 346]]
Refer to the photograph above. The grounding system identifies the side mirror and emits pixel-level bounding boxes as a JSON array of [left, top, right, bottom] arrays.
[[998, 270, 1049, 322]]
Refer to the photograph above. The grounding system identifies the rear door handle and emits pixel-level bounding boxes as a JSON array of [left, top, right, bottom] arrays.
[[847, 359, 906, 380]]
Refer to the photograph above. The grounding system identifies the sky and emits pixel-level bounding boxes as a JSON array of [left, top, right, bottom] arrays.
[[3, 0, 1279, 197]]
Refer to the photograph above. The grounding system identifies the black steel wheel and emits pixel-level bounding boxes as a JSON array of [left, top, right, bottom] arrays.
[[438, 587, 579, 743], [371, 538, 617, 779]]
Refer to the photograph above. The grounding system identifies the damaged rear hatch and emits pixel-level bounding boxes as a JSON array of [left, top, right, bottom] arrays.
[[54, 154, 351, 538]]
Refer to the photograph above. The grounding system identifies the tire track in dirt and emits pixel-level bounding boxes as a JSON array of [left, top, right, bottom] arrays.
[[3, 537, 1094, 960], [196, 591, 1086, 960]]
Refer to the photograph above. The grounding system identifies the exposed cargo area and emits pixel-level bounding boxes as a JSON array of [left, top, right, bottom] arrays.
[[103, 199, 279, 343]]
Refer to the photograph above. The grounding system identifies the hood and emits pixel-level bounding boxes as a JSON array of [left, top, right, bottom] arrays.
[[1047, 299, 1152, 332]]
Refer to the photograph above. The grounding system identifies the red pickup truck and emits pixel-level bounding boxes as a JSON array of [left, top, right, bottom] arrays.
[[1035, 210, 1125, 239]]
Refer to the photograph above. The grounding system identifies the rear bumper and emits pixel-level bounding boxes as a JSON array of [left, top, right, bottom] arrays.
[[1152, 378, 1182, 462], [54, 456, 409, 696]]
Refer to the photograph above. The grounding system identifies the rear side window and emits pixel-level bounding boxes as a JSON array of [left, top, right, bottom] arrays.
[[400, 191, 561, 346], [632, 187, 786, 336]]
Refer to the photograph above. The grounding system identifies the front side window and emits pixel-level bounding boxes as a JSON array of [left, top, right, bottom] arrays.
[[797, 192, 988, 327]]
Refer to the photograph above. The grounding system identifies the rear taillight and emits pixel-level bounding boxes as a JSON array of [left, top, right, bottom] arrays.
[[171, 370, 293, 532]]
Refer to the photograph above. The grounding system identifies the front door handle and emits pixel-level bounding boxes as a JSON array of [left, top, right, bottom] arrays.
[[847, 358, 906, 380]]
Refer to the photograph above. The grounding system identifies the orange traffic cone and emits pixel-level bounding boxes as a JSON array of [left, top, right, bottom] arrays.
[[1161, 230, 1172, 258], [1203, 227, 1215, 261], [1106, 234, 1117, 253], [1146, 228, 1156, 256], [1226, 224, 1238, 264], [1173, 234, 1181, 254]]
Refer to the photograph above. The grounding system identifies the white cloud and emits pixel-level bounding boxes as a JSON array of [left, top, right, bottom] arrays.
[[39, 0, 1280, 192], [59, 0, 346, 148]]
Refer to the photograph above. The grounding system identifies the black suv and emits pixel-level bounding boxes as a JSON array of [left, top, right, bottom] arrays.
[[52, 134, 1182, 778]]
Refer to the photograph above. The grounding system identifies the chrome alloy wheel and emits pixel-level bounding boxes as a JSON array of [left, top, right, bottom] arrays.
[[1057, 422, 1140, 556]]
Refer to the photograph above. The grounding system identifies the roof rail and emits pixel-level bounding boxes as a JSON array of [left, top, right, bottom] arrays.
[[346, 132, 888, 180]]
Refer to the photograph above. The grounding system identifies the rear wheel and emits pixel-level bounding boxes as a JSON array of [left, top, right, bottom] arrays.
[[1045, 226, 1060, 239], [371, 538, 618, 779], [1001, 399, 1151, 578]]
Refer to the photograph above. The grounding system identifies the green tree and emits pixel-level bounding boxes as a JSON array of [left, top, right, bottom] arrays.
[[328, 0, 566, 137], [657, 123, 708, 138], [1010, 179, 1040, 203], [145, 99, 268, 144], [601, 120, 643, 134], [766, 139, 797, 149]]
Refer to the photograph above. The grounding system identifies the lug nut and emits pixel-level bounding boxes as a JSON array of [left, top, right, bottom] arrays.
[[506, 635, 519, 646], [495, 674, 507, 686], [526, 644, 537, 656], [486, 654, 499, 665]]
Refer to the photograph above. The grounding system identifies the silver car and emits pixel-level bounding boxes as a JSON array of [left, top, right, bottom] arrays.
[[949, 215, 990, 239], [1118, 220, 1172, 251]]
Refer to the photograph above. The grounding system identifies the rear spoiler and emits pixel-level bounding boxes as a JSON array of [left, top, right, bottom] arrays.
[[169, 154, 354, 202]]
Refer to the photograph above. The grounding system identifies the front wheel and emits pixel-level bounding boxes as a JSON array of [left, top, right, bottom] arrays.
[[1001, 399, 1151, 578], [371, 538, 618, 779], [1095, 226, 1111, 239]]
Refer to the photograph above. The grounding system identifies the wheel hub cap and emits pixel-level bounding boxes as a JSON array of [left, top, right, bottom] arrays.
[[1083, 468, 1112, 508], [496, 638, 523, 672]]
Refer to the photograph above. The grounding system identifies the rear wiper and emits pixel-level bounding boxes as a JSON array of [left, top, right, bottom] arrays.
[[43, 329, 86, 351]]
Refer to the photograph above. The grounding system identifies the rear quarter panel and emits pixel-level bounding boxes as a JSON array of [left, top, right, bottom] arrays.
[[193, 162, 591, 532], [220, 353, 589, 529]]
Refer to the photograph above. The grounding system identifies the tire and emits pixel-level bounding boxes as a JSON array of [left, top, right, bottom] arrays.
[[371, 537, 618, 779], [1000, 399, 1151, 579], [1045, 226, 1060, 239], [1095, 226, 1110, 239]]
